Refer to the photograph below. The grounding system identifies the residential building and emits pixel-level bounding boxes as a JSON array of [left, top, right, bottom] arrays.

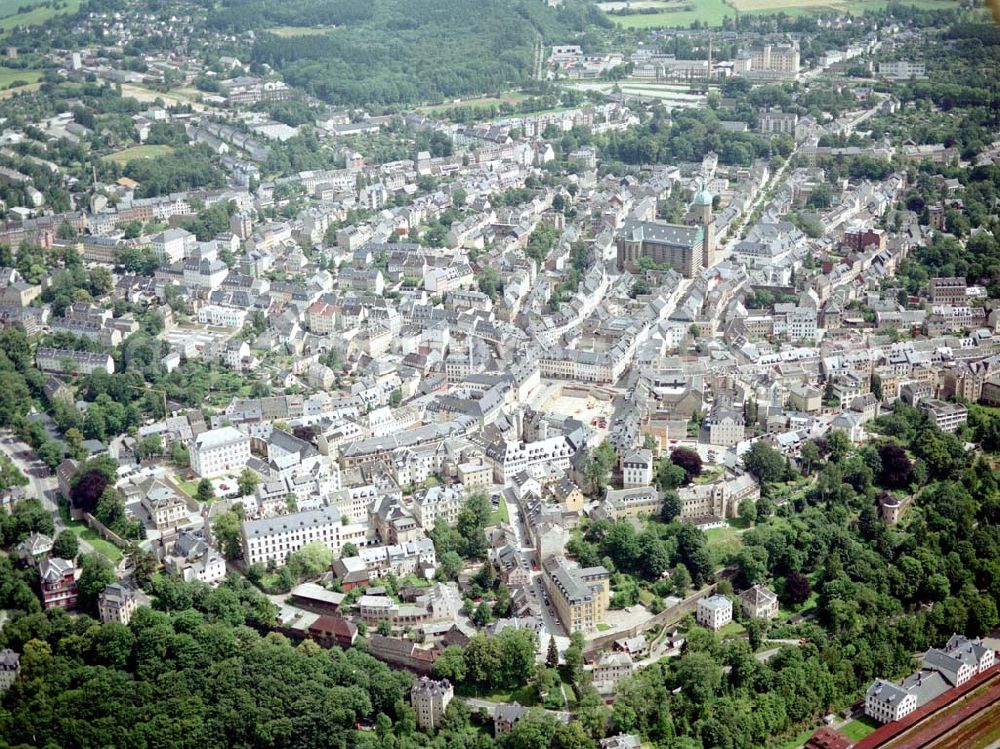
[[542, 555, 610, 633], [39, 557, 78, 610], [621, 448, 653, 488], [411, 677, 454, 729], [696, 594, 733, 630], [98, 583, 140, 625], [190, 426, 251, 477], [240, 506, 366, 566], [917, 399, 967, 433], [739, 585, 779, 619]]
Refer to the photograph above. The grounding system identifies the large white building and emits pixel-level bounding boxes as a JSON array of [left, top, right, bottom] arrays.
[[696, 594, 733, 630], [621, 449, 653, 488], [240, 506, 367, 566], [198, 304, 249, 328], [190, 426, 251, 477], [485, 435, 578, 482]]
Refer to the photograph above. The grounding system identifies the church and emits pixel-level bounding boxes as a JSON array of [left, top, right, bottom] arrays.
[[615, 182, 716, 277]]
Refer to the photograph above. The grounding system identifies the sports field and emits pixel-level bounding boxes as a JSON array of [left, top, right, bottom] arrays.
[[102, 145, 174, 165]]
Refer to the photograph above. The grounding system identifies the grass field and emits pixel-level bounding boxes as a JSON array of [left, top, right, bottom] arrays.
[[0, 66, 40, 88], [615, 0, 733, 27], [704, 522, 745, 566], [0, 0, 80, 32], [420, 92, 528, 115], [488, 496, 509, 526], [840, 716, 879, 741], [102, 144, 173, 165]]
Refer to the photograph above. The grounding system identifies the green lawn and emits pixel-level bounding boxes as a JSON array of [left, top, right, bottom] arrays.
[[102, 144, 174, 166], [57, 503, 123, 562], [175, 478, 200, 499], [840, 717, 879, 741], [456, 682, 538, 706], [769, 727, 815, 749], [0, 0, 81, 32], [0, 66, 40, 88], [488, 497, 509, 526], [716, 620, 745, 638], [704, 523, 745, 566]]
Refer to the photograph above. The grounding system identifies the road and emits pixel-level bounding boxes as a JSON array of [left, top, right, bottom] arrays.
[[0, 430, 95, 555]]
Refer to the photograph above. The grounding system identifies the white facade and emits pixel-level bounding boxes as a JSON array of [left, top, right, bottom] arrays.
[[696, 594, 733, 630], [190, 426, 251, 477], [240, 506, 367, 566], [198, 304, 249, 328]]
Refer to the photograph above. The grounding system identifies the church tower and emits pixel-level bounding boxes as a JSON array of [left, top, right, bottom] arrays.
[[692, 179, 715, 268]]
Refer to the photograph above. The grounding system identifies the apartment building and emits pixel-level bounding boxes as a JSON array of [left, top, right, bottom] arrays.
[[411, 485, 465, 529], [542, 555, 610, 634], [485, 435, 578, 482], [240, 506, 367, 566], [190, 426, 251, 477], [739, 585, 779, 620], [36, 347, 114, 376]]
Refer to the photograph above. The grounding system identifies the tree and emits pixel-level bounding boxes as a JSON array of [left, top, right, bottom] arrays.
[[77, 553, 117, 614], [745, 617, 767, 651], [546, 636, 559, 668], [827, 430, 851, 462], [287, 541, 334, 579], [456, 493, 490, 559], [674, 651, 722, 703], [126, 543, 157, 585], [212, 510, 243, 561], [438, 550, 463, 580], [51, 529, 79, 559], [237, 467, 259, 497], [660, 491, 682, 523], [743, 441, 785, 484], [670, 564, 692, 595], [196, 478, 214, 502], [878, 443, 913, 489], [785, 571, 811, 605], [738, 497, 758, 526], [799, 440, 821, 475], [341, 542, 359, 558], [670, 447, 703, 483], [71, 469, 110, 514], [584, 441, 617, 494], [37, 441, 64, 472]]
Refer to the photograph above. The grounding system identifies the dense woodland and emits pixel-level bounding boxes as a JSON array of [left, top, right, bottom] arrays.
[[238, 0, 608, 106]]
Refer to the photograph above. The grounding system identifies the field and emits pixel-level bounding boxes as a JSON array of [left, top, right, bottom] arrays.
[[704, 522, 746, 566], [612, 0, 960, 27], [57, 505, 123, 563], [419, 92, 529, 115], [102, 144, 174, 165], [0, 66, 40, 88], [0, 0, 81, 32]]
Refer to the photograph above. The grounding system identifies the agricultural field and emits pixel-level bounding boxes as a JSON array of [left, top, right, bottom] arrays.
[[0, 0, 80, 32], [612, 0, 959, 27], [102, 144, 174, 165]]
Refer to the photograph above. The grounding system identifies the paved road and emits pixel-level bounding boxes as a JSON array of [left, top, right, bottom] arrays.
[[0, 430, 95, 555]]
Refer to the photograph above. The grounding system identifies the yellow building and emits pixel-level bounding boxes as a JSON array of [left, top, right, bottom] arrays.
[[542, 556, 610, 633]]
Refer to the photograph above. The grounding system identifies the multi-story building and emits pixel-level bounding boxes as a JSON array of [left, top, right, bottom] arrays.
[[98, 583, 139, 625], [617, 221, 703, 277], [0, 649, 19, 691], [36, 348, 114, 376], [621, 449, 653, 488], [411, 486, 465, 529], [542, 556, 610, 634], [735, 43, 800, 80], [150, 228, 195, 263], [190, 426, 251, 477], [39, 558, 78, 610], [411, 677, 454, 729], [198, 304, 249, 328], [240, 506, 367, 566], [485, 435, 578, 483], [696, 594, 733, 630], [597, 487, 662, 521], [917, 399, 968, 433], [739, 585, 779, 620], [878, 60, 926, 80], [865, 635, 995, 724], [928, 277, 968, 305]]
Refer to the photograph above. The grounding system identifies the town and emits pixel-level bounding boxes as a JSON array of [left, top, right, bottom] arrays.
[[0, 0, 997, 748]]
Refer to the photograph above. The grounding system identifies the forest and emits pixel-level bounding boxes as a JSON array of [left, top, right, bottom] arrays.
[[237, 0, 608, 107]]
